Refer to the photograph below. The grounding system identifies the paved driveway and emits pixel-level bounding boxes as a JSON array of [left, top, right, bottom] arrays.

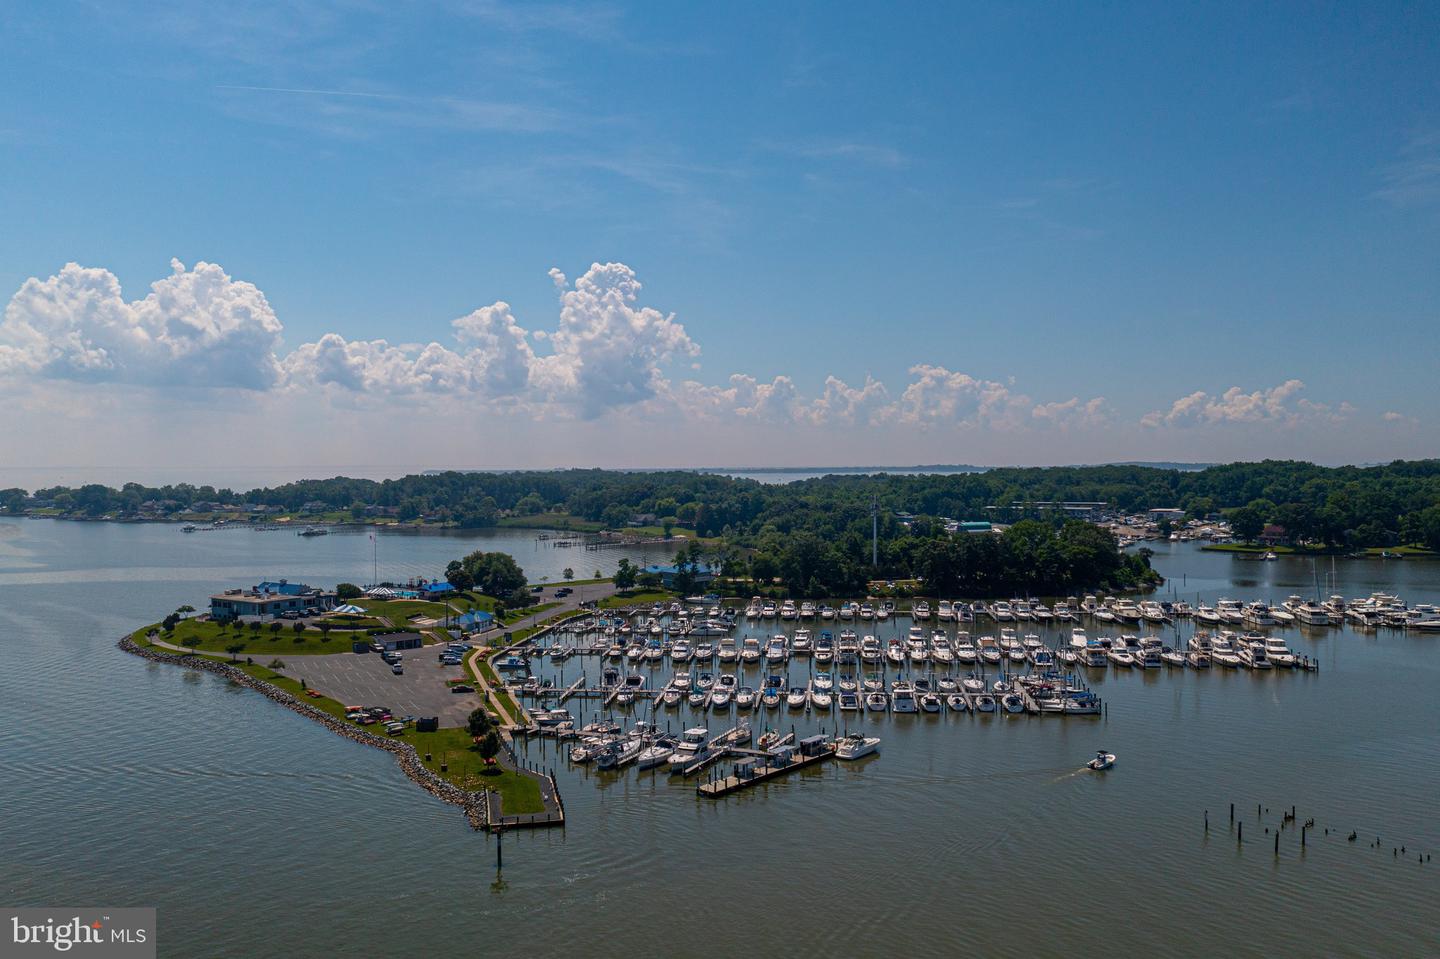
[[290, 648, 480, 726]]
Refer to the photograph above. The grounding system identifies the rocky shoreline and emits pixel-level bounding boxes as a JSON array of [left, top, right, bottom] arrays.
[[117, 636, 488, 829]]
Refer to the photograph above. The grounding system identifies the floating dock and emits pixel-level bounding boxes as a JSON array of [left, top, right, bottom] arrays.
[[697, 743, 836, 798]]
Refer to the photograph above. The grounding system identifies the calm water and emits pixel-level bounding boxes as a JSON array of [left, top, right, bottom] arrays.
[[2, 521, 1437, 958]]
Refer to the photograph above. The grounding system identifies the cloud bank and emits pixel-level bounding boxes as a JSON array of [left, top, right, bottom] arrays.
[[1, 258, 1389, 446]]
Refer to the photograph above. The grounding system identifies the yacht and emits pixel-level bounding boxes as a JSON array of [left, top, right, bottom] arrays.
[[809, 683, 833, 710], [765, 635, 788, 664], [740, 636, 762, 664], [669, 640, 692, 663], [819, 604, 836, 620], [791, 628, 813, 656], [885, 638, 906, 666], [744, 598, 762, 619], [839, 602, 857, 620], [954, 635, 978, 664], [907, 635, 929, 663], [1291, 599, 1332, 627], [761, 676, 783, 708], [937, 600, 954, 621], [976, 636, 1002, 664], [1106, 642, 1136, 668], [891, 681, 918, 713], [1209, 632, 1242, 667], [1111, 600, 1143, 624], [1139, 601, 1168, 624], [835, 733, 880, 760], [667, 728, 711, 773], [799, 602, 817, 620], [734, 686, 756, 710], [990, 601, 1014, 622], [1215, 599, 1245, 624], [1237, 639, 1272, 670], [1135, 637, 1163, 668], [865, 691, 889, 712], [1262, 637, 1296, 667], [717, 637, 738, 663], [1032, 603, 1053, 622], [860, 635, 882, 662], [858, 603, 876, 621], [1242, 602, 1277, 629], [931, 634, 955, 664], [838, 690, 860, 712], [911, 600, 931, 620], [814, 633, 834, 664], [786, 687, 809, 709], [837, 630, 860, 663]]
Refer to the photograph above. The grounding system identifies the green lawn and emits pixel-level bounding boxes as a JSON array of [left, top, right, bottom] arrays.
[[1362, 545, 1438, 557], [144, 619, 372, 655], [598, 589, 673, 609]]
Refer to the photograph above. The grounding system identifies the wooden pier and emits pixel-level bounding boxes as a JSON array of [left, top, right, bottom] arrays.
[[697, 745, 836, 798]]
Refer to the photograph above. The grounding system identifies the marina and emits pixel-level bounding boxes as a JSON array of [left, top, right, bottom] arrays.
[[5, 521, 1439, 958]]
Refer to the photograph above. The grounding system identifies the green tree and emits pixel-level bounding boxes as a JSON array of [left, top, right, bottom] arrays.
[[336, 583, 362, 600], [562, 567, 574, 581], [225, 642, 245, 661], [459, 550, 527, 598], [613, 557, 638, 592], [1228, 506, 1264, 542], [478, 730, 501, 763], [467, 707, 492, 738]]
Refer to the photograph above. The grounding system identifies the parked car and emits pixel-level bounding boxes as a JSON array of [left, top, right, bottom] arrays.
[[369, 642, 384, 653], [450, 684, 474, 694], [391, 663, 404, 675]]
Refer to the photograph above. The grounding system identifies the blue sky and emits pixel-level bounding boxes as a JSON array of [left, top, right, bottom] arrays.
[[1, 2, 1437, 480]]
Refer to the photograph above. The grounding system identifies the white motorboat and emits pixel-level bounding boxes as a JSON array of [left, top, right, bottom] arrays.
[[865, 691, 888, 712], [667, 728, 711, 772], [1263, 636, 1296, 667], [911, 600, 931, 620], [1086, 750, 1116, 771], [954, 634, 978, 664], [838, 690, 860, 711], [931, 634, 955, 663], [784, 687, 807, 709], [885, 638, 906, 666], [890, 680, 917, 713], [974, 694, 997, 713], [735, 686, 756, 709], [835, 733, 881, 760], [662, 688, 682, 707], [860, 635, 882, 662], [809, 686, 833, 710], [1001, 693, 1025, 714], [740, 636, 762, 663], [945, 693, 968, 712], [937, 600, 954, 621]]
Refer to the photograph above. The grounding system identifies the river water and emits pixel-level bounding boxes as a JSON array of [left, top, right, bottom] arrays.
[[1, 521, 1436, 958]]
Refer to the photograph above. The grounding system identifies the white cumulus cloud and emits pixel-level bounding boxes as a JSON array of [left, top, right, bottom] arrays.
[[0, 259, 282, 388], [1141, 379, 1350, 428]]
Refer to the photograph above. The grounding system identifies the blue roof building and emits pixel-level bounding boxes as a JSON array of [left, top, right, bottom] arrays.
[[255, 580, 308, 595], [420, 581, 455, 596]]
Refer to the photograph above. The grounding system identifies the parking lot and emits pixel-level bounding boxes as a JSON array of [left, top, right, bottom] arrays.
[[292, 646, 480, 726]]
